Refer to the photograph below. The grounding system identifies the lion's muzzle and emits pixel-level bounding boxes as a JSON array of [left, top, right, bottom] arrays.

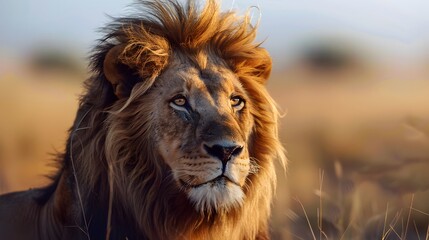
[[204, 143, 243, 172]]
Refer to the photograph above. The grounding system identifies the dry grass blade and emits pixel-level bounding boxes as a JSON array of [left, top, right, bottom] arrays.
[[411, 207, 429, 217], [383, 211, 401, 240], [339, 221, 353, 240], [389, 211, 403, 240], [382, 202, 389, 240], [414, 220, 421, 240], [294, 197, 317, 240], [403, 194, 415, 239], [389, 224, 402, 239], [317, 169, 328, 239]]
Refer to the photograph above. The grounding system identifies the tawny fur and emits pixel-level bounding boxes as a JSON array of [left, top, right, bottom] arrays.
[[0, 1, 285, 239]]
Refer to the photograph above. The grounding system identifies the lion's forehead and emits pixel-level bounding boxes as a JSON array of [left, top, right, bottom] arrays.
[[163, 63, 243, 102]]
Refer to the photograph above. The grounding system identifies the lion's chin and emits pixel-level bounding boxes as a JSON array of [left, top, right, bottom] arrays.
[[187, 178, 245, 214]]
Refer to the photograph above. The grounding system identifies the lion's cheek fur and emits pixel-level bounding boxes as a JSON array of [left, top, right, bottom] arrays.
[[157, 137, 182, 169]]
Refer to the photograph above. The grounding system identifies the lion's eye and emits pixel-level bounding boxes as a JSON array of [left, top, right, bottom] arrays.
[[173, 96, 187, 106], [230, 96, 245, 111], [170, 95, 188, 110]]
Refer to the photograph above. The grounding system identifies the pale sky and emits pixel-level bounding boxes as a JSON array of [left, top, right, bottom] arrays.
[[1, 0, 429, 65]]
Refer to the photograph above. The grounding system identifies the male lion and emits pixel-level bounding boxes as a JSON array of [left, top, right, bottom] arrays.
[[0, 0, 285, 239]]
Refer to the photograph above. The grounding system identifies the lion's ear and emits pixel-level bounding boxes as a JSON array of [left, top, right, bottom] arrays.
[[103, 44, 130, 98], [103, 35, 170, 98], [230, 48, 272, 85]]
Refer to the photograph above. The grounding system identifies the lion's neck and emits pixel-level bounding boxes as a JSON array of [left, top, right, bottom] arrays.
[[48, 168, 142, 239]]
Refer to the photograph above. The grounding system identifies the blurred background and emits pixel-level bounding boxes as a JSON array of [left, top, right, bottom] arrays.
[[1, 0, 429, 239]]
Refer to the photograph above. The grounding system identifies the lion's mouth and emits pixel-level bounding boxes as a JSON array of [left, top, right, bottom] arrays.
[[180, 175, 239, 189]]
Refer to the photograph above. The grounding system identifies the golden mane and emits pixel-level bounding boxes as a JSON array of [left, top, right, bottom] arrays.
[[0, 1, 285, 239]]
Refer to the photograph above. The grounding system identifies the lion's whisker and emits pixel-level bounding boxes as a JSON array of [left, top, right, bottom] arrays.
[[69, 107, 93, 240]]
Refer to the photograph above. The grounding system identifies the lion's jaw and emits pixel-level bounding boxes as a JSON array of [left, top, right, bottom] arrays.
[[154, 60, 254, 214]]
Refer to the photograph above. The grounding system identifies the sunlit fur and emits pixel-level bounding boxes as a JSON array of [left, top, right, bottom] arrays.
[[188, 180, 245, 214], [5, 0, 286, 239]]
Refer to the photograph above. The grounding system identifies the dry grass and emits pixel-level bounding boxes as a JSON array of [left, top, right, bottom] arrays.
[[285, 173, 429, 240], [0, 69, 81, 192], [269, 66, 429, 239]]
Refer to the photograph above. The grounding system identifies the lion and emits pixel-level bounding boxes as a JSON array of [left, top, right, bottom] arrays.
[[0, 0, 285, 239]]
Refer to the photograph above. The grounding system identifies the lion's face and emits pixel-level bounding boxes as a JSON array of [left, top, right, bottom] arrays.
[[149, 57, 254, 213]]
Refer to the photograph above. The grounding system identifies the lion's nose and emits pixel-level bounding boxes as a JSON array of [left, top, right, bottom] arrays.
[[204, 144, 243, 164]]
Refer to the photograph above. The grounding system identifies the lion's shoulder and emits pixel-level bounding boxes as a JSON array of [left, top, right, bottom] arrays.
[[0, 190, 41, 238]]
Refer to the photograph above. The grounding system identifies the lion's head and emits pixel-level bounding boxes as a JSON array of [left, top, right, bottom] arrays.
[[68, 0, 285, 238]]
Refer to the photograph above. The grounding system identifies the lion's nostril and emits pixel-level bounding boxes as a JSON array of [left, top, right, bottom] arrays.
[[230, 146, 243, 158], [204, 144, 243, 163]]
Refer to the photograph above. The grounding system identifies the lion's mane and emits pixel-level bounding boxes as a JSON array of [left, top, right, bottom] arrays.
[[46, 0, 285, 239]]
